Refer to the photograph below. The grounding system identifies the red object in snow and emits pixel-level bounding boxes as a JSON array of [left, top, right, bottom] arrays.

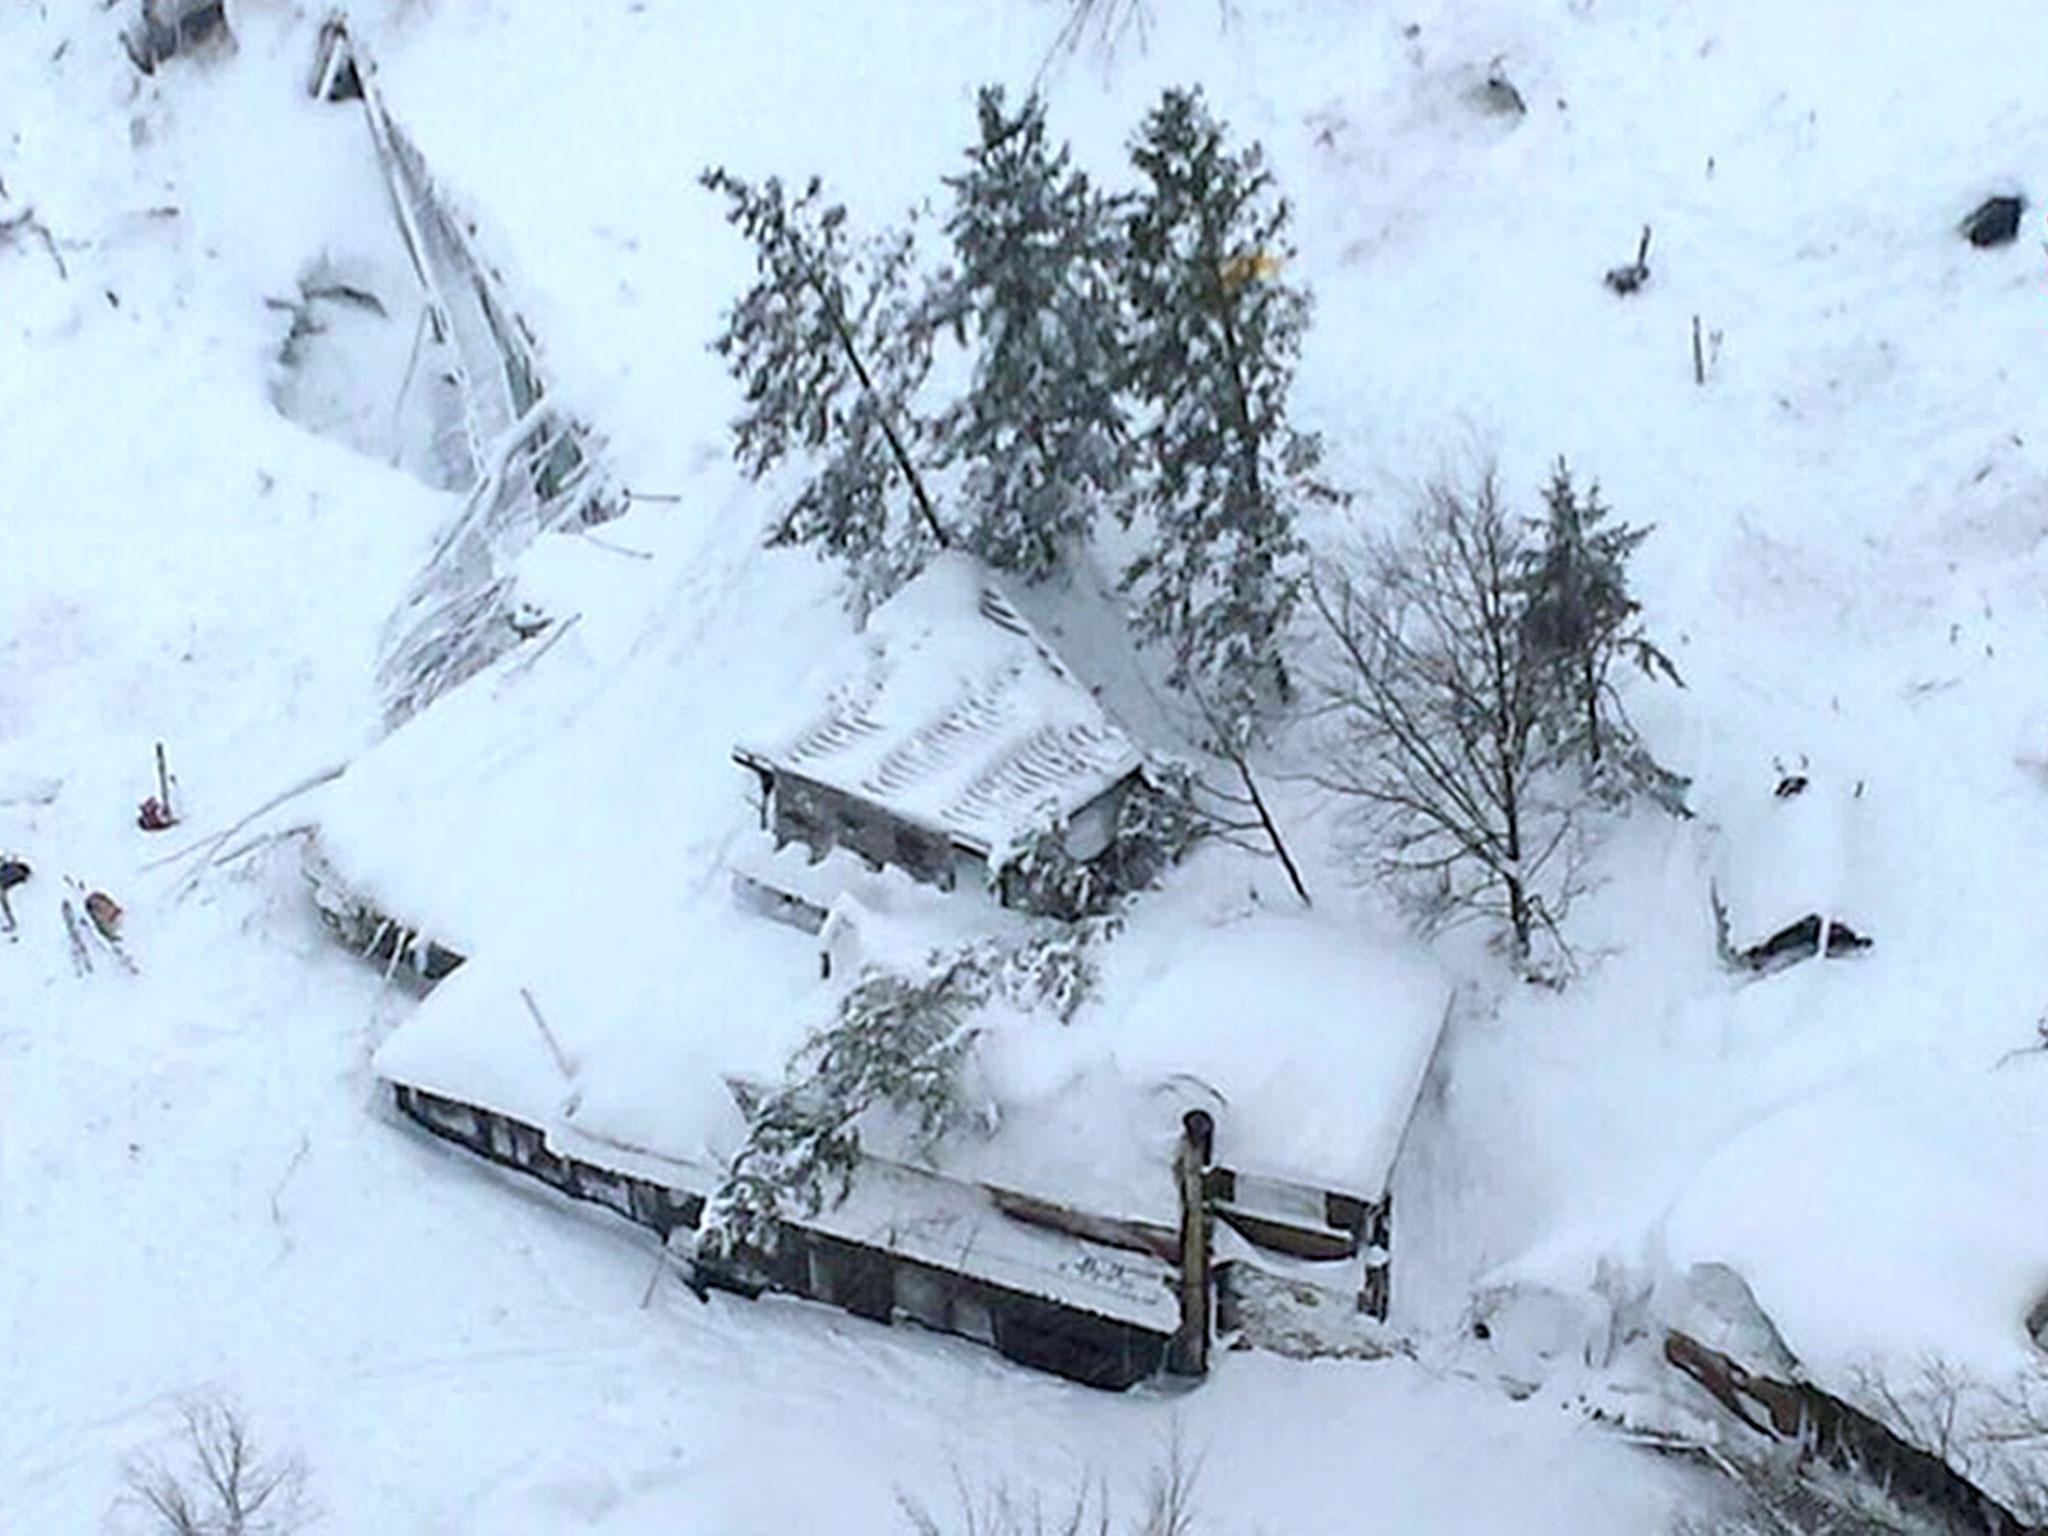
[[85, 890, 122, 940], [137, 796, 178, 831]]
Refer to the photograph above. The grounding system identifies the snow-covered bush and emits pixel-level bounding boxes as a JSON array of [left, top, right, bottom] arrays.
[[901, 1432, 1202, 1536]]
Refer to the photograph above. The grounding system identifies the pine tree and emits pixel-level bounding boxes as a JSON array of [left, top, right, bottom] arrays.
[[702, 168, 945, 606], [694, 924, 1111, 1271], [697, 958, 985, 1264], [934, 88, 1128, 581], [1119, 87, 1320, 738], [1519, 460, 1687, 812]]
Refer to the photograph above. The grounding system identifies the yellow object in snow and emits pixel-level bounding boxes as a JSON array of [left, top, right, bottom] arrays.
[[1219, 248, 1285, 293]]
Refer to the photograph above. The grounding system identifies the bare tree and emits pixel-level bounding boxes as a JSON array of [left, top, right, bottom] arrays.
[[1671, 1356, 2048, 1535], [1853, 1357, 2048, 1525], [1673, 1446, 1952, 1535], [121, 1401, 308, 1536], [901, 1429, 1203, 1536], [1308, 470, 1580, 965], [900, 1471, 1113, 1536], [1134, 1429, 1202, 1536]]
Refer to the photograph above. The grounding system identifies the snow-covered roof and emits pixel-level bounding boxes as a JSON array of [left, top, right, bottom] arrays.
[[936, 904, 1454, 1218], [315, 515, 1446, 1282], [1665, 1056, 2048, 1392], [805, 1158, 1181, 1333], [371, 899, 823, 1177], [735, 552, 1145, 856], [370, 890, 1450, 1248]]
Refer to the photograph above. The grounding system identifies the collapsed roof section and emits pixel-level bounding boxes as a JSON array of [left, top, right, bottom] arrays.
[[735, 553, 1146, 862], [310, 17, 615, 727]]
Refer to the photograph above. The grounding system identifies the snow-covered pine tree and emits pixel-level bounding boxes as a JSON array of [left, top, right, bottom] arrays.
[[1519, 460, 1688, 812], [702, 168, 945, 607], [696, 957, 986, 1265], [695, 924, 1114, 1271], [933, 88, 1128, 581], [1119, 87, 1320, 739]]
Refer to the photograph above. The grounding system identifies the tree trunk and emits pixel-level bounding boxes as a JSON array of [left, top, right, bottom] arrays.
[[797, 248, 946, 549], [1505, 871, 1532, 961], [1582, 653, 1601, 764]]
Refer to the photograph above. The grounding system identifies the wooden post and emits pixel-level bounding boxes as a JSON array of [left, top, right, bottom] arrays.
[[1692, 314, 1705, 386], [154, 741, 173, 819], [1169, 1109, 1215, 1378]]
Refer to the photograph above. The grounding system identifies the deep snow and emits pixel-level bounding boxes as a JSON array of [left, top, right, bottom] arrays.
[[8, 0, 2048, 1527]]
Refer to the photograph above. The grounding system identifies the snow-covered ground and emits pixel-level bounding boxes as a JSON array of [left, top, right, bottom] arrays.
[[8, 0, 2048, 1527]]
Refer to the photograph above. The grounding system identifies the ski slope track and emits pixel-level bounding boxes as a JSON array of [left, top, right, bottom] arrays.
[[5, 0, 2048, 1529]]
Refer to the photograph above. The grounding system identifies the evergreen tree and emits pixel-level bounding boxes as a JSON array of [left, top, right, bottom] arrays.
[[1519, 460, 1688, 812], [1119, 87, 1320, 737], [694, 924, 1111, 1272], [935, 88, 1128, 580], [698, 958, 985, 1264], [702, 168, 944, 606]]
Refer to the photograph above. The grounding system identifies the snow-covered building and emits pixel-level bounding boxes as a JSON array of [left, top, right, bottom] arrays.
[[732, 553, 1148, 916], [364, 902, 1450, 1388], [302, 523, 1450, 1388]]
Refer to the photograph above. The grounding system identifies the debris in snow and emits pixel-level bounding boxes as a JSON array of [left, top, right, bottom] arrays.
[[1665, 1329, 2041, 1536], [0, 856, 25, 938], [1216, 1248, 1397, 1362], [85, 891, 123, 942], [1738, 913, 1871, 973], [0, 206, 68, 282], [1604, 225, 1653, 295], [308, 16, 363, 103], [138, 742, 180, 830], [505, 601, 551, 640], [1475, 59, 1527, 117], [122, 0, 231, 76], [60, 899, 94, 976], [1960, 194, 2024, 248], [73, 888, 139, 975]]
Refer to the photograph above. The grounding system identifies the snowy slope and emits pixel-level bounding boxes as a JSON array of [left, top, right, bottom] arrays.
[[9, 0, 2048, 1527]]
